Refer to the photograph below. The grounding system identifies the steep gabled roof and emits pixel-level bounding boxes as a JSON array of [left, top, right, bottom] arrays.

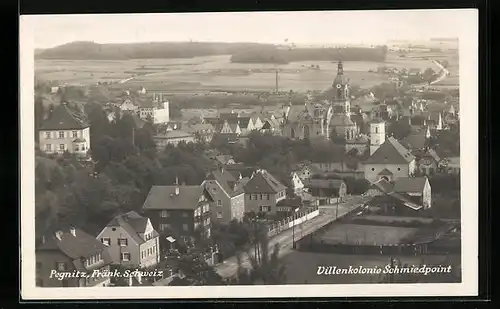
[[37, 228, 113, 271], [393, 177, 428, 193], [205, 169, 242, 197], [39, 104, 89, 130], [364, 137, 415, 164], [142, 185, 208, 210], [244, 170, 286, 194], [104, 211, 157, 244]]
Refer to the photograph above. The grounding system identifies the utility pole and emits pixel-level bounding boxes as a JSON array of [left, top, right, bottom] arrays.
[[275, 70, 279, 94]]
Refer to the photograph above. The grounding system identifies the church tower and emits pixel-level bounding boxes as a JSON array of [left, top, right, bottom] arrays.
[[370, 119, 386, 155], [332, 60, 351, 117]]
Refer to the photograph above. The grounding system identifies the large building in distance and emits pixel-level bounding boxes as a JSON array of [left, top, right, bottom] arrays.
[[38, 103, 90, 157], [282, 61, 361, 142]]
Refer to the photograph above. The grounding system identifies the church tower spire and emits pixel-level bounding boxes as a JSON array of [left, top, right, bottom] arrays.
[[332, 59, 350, 117]]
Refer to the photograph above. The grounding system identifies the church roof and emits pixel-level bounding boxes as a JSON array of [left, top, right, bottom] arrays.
[[364, 136, 415, 164], [333, 61, 348, 86], [330, 114, 355, 126]]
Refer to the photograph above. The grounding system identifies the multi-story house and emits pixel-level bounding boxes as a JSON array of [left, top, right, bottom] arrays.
[[96, 211, 160, 269], [138, 101, 170, 124], [142, 182, 213, 242], [243, 169, 287, 215], [36, 228, 112, 287], [202, 168, 249, 224], [38, 103, 90, 157], [364, 136, 417, 183]]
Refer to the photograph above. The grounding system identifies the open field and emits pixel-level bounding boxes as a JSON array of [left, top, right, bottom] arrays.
[[318, 223, 419, 245], [35, 50, 458, 93], [35, 51, 456, 93], [281, 251, 461, 284]]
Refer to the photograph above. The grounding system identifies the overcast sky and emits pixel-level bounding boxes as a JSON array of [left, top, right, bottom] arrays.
[[28, 9, 473, 49]]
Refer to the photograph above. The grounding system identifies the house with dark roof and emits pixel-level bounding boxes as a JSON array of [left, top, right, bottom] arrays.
[[364, 176, 431, 212], [364, 136, 417, 182], [142, 182, 213, 241], [202, 167, 247, 223], [36, 228, 112, 287], [243, 169, 287, 214], [302, 179, 347, 205], [96, 211, 160, 269], [38, 103, 90, 157]]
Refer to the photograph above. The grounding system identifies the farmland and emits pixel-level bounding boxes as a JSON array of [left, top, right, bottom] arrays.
[[35, 50, 457, 94]]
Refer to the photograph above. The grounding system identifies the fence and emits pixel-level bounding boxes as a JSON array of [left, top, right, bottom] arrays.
[[267, 206, 320, 238]]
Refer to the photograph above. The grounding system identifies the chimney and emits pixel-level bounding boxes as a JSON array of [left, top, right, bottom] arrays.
[[70, 227, 76, 237], [175, 176, 180, 195], [55, 231, 63, 241]]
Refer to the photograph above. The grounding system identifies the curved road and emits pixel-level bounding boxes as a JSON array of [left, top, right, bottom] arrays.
[[411, 58, 450, 89], [215, 196, 370, 279]]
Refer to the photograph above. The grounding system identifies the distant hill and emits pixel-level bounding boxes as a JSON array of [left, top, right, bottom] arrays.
[[35, 41, 275, 60]]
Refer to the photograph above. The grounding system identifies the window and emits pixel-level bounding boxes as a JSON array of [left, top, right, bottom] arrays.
[[397, 167, 401, 171], [59, 144, 65, 151], [45, 144, 52, 152], [118, 238, 128, 246], [217, 200, 222, 206], [58, 131, 64, 139], [251, 194, 257, 200], [375, 127, 378, 133], [101, 238, 110, 246], [81, 145, 85, 151], [217, 212, 223, 219], [75, 144, 79, 151], [266, 194, 270, 200], [72, 131, 78, 138], [260, 194, 264, 200], [259, 206, 271, 212], [371, 168, 375, 171], [141, 251, 145, 259], [182, 212, 189, 218], [182, 224, 189, 231], [121, 253, 131, 261], [57, 262, 66, 271], [96, 253, 102, 262], [160, 210, 169, 218], [45, 132, 51, 139]]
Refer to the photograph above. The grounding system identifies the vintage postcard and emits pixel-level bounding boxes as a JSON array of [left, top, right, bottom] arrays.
[[20, 9, 478, 299]]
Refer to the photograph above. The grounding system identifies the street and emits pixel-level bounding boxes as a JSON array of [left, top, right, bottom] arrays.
[[215, 195, 369, 278]]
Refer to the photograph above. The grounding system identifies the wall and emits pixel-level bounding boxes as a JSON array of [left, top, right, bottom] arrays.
[[39, 127, 90, 154], [138, 220, 161, 268], [145, 209, 196, 237], [364, 163, 410, 183], [422, 180, 432, 209], [97, 226, 140, 267], [230, 193, 245, 221], [204, 180, 232, 224], [244, 192, 277, 214], [154, 135, 196, 149]]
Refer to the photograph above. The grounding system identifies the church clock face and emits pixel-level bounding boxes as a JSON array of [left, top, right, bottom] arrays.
[[336, 84, 342, 89]]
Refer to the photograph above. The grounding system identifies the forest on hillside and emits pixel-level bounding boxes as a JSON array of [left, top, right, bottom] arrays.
[[35, 41, 276, 60], [36, 41, 388, 63], [231, 46, 388, 64]]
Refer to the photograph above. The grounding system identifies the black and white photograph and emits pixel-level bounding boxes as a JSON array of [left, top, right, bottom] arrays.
[[20, 9, 478, 299]]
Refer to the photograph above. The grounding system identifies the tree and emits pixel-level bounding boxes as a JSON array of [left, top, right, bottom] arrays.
[[387, 120, 412, 140], [169, 253, 224, 286], [236, 232, 287, 285], [422, 68, 437, 83], [34, 96, 45, 143]]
